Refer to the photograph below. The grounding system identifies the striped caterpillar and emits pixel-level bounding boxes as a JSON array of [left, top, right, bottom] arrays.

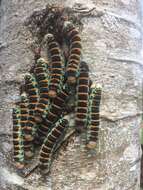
[[75, 62, 90, 132], [12, 107, 24, 169], [12, 7, 103, 174], [24, 74, 39, 158], [34, 58, 49, 122], [44, 33, 64, 98], [37, 85, 70, 141], [63, 21, 82, 84], [18, 93, 34, 159], [39, 118, 69, 173], [86, 84, 102, 149]]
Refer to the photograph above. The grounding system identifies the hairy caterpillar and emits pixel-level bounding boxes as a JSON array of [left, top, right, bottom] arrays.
[[12, 107, 24, 169], [44, 33, 64, 98], [75, 62, 90, 132], [63, 21, 82, 84], [86, 84, 101, 149], [37, 85, 70, 141], [39, 119, 69, 173], [34, 58, 49, 122], [24, 74, 39, 158]]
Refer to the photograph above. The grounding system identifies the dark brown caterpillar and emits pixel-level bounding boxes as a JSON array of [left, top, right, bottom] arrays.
[[34, 58, 49, 122], [18, 93, 33, 159], [39, 118, 69, 173], [63, 21, 82, 84], [44, 33, 64, 98], [86, 84, 102, 149], [24, 74, 39, 158], [19, 93, 28, 131], [12, 107, 24, 169], [75, 62, 90, 132], [37, 85, 70, 141]]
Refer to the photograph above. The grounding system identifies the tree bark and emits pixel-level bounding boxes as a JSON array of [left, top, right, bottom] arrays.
[[0, 0, 142, 190]]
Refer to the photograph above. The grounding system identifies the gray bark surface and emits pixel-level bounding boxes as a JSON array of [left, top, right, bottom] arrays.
[[0, 0, 142, 190]]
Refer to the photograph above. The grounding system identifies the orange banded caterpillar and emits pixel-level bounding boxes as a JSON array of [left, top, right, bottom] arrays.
[[44, 33, 64, 98], [39, 118, 69, 173], [86, 84, 102, 149], [75, 62, 90, 132], [34, 58, 50, 122], [37, 85, 70, 141], [12, 107, 24, 169], [19, 93, 28, 131], [63, 21, 82, 84], [24, 74, 39, 158], [25, 74, 39, 131], [19, 93, 34, 158]]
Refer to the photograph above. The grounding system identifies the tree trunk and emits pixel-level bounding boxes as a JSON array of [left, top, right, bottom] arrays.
[[0, 0, 142, 190]]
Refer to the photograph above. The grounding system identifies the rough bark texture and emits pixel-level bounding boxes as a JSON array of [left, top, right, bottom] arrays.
[[0, 0, 142, 190]]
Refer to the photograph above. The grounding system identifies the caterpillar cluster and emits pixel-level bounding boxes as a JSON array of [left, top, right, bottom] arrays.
[[12, 5, 102, 175]]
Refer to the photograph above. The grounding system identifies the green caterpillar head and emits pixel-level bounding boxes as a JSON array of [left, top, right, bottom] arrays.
[[44, 33, 54, 44], [96, 84, 102, 91], [37, 58, 48, 65], [25, 74, 37, 85], [13, 108, 20, 115], [20, 92, 27, 102], [25, 73, 32, 80], [63, 21, 74, 32]]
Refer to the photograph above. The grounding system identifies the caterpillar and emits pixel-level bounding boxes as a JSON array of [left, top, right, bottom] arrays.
[[34, 58, 49, 122], [63, 21, 82, 84], [39, 118, 69, 173], [19, 93, 34, 159], [19, 93, 28, 131], [37, 85, 70, 141], [12, 107, 24, 169], [44, 33, 64, 98], [24, 74, 39, 158], [86, 84, 102, 149], [75, 62, 90, 132]]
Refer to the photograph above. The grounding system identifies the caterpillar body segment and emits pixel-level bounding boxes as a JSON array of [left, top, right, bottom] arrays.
[[34, 58, 50, 121], [39, 119, 69, 173], [44, 33, 64, 98], [63, 21, 82, 84], [86, 84, 102, 149], [75, 62, 90, 132], [12, 108, 24, 169]]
